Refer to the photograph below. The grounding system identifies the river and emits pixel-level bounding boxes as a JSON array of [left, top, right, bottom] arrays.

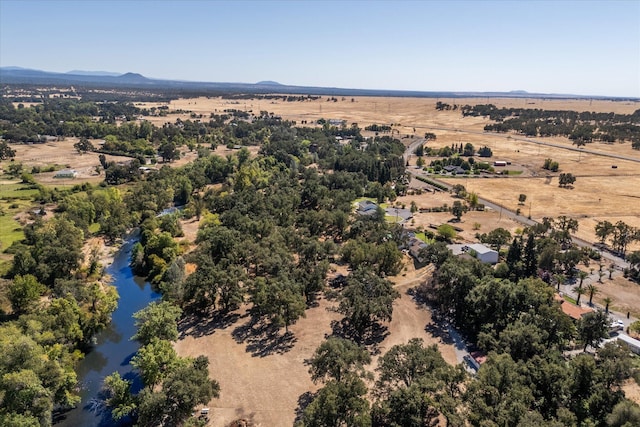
[[56, 235, 160, 426]]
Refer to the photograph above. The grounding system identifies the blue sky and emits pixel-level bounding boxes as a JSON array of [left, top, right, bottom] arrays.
[[1, 0, 639, 97]]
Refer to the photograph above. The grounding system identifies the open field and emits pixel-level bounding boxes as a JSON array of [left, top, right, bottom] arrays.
[[0, 180, 39, 256], [175, 259, 456, 427], [138, 96, 639, 252]]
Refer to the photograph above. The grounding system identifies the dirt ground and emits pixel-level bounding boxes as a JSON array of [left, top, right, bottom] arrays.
[[4, 138, 130, 186], [136, 95, 639, 253], [623, 379, 640, 405], [174, 257, 456, 427]]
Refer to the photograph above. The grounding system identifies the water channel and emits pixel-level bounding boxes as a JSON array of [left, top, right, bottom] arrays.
[[56, 235, 160, 426]]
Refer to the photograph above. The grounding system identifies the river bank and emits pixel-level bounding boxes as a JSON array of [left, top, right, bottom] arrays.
[[56, 234, 160, 426]]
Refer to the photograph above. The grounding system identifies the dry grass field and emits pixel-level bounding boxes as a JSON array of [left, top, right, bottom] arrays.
[[140, 95, 639, 251], [175, 259, 457, 427], [5, 95, 640, 425]]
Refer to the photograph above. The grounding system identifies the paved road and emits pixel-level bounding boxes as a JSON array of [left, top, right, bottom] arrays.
[[420, 126, 640, 164], [402, 139, 638, 327]]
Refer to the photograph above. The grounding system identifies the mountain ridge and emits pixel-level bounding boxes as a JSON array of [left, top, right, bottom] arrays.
[[1, 67, 635, 100]]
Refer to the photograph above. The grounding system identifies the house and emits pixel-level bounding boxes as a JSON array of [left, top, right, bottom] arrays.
[[408, 237, 428, 262], [356, 200, 379, 216], [554, 294, 594, 321], [54, 169, 78, 179], [493, 161, 507, 167], [616, 334, 640, 355], [443, 165, 466, 174], [447, 243, 499, 264]]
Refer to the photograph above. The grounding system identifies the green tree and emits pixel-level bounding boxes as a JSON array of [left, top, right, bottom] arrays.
[[574, 286, 586, 306], [0, 141, 16, 160], [160, 356, 220, 426], [578, 311, 609, 351], [308, 337, 371, 383], [606, 399, 640, 427], [478, 227, 512, 251], [465, 353, 533, 427], [451, 200, 465, 221], [73, 137, 95, 153], [595, 220, 615, 245], [586, 284, 599, 305], [132, 301, 182, 345], [0, 369, 53, 427], [338, 268, 399, 340], [578, 270, 588, 289], [8, 275, 46, 314], [103, 372, 136, 421], [518, 194, 527, 205], [250, 278, 306, 333], [301, 376, 371, 427], [375, 338, 447, 394], [131, 338, 178, 387], [158, 140, 180, 163], [559, 173, 576, 188], [436, 224, 456, 242]]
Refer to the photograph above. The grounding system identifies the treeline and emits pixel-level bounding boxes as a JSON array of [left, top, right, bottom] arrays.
[[0, 217, 119, 425], [462, 104, 640, 147], [594, 220, 640, 281], [221, 94, 321, 101], [103, 301, 219, 426], [413, 216, 640, 426]]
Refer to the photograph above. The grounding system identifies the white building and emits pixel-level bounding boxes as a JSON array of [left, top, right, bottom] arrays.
[[617, 334, 640, 355], [447, 243, 499, 264], [54, 169, 78, 179]]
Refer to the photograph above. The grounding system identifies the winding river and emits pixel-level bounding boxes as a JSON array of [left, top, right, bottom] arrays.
[[56, 235, 160, 426]]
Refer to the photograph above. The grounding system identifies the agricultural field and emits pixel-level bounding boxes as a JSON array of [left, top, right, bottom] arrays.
[[139, 95, 640, 252], [3, 94, 640, 426]]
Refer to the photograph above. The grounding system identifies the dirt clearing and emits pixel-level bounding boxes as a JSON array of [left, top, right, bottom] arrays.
[[174, 262, 456, 426]]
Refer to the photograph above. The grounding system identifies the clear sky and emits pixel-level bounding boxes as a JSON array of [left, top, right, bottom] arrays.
[[1, 0, 639, 97]]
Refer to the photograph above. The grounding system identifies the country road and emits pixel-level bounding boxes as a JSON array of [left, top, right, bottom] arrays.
[[415, 126, 640, 163], [402, 136, 638, 327]]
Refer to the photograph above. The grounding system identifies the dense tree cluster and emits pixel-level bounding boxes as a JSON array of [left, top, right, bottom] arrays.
[[104, 301, 219, 426], [463, 103, 640, 146], [415, 220, 639, 426], [1, 217, 119, 424]]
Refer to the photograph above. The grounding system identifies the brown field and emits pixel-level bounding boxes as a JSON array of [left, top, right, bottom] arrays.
[[175, 259, 456, 427], [5, 95, 640, 425], [140, 95, 640, 252]]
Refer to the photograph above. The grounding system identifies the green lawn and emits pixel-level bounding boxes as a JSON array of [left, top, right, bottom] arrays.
[[0, 181, 38, 251], [353, 197, 389, 209], [415, 232, 435, 244]]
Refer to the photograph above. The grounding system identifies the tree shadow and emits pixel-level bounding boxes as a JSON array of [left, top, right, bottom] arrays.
[[178, 310, 241, 339], [293, 391, 316, 425], [232, 318, 297, 357], [424, 321, 455, 346], [330, 319, 389, 354]]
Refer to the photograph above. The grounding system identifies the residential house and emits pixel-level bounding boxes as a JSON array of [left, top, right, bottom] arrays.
[[447, 243, 499, 264], [54, 169, 78, 179]]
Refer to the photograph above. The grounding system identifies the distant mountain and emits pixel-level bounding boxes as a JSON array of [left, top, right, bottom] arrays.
[[67, 70, 122, 77], [116, 72, 150, 83], [1, 66, 634, 100], [256, 81, 282, 86]]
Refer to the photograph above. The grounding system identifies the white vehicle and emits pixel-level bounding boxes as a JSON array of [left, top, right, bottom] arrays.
[[609, 319, 624, 332]]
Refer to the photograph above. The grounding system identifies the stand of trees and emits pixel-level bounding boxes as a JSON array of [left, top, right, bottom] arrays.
[[2, 94, 639, 426], [465, 103, 640, 145], [417, 223, 638, 426]]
